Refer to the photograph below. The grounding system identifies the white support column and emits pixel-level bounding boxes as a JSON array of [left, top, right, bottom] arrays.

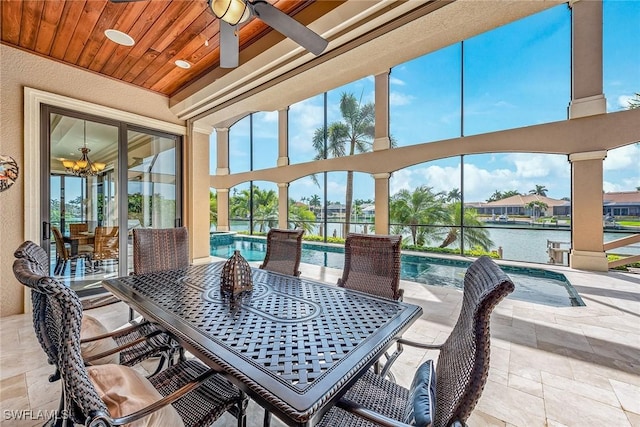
[[216, 188, 230, 232], [569, 150, 608, 271], [373, 173, 390, 234], [278, 183, 289, 229], [277, 108, 290, 167], [188, 122, 214, 263], [373, 71, 391, 151], [569, 0, 606, 119], [215, 127, 230, 175]]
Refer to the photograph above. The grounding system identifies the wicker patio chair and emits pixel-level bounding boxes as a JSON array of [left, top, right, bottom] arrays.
[[51, 225, 93, 275], [12, 247, 248, 427], [130, 227, 190, 325], [316, 256, 515, 427], [259, 228, 305, 276], [132, 227, 190, 275], [14, 241, 174, 374], [69, 222, 89, 238], [337, 233, 404, 377], [338, 233, 403, 301]]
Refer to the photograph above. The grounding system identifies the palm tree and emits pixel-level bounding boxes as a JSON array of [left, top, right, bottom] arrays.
[[209, 190, 217, 227], [389, 186, 449, 246], [253, 187, 278, 232], [311, 92, 375, 236], [308, 194, 322, 215], [529, 185, 548, 196], [525, 200, 549, 220], [288, 201, 316, 233], [439, 203, 494, 251], [446, 188, 462, 202]]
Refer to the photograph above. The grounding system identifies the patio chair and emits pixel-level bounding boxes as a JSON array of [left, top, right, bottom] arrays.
[[131, 227, 190, 325], [69, 222, 89, 238], [12, 246, 248, 427], [338, 233, 403, 301], [316, 256, 515, 427], [259, 228, 305, 276], [132, 227, 190, 275], [14, 241, 175, 374], [338, 233, 404, 377], [51, 225, 93, 275]]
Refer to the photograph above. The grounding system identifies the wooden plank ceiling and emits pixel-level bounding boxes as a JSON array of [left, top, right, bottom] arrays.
[[0, 0, 326, 96]]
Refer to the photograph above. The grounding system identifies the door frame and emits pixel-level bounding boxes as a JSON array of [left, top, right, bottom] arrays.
[[24, 88, 186, 301]]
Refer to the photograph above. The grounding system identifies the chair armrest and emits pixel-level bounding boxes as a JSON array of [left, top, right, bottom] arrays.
[[396, 337, 443, 350], [80, 321, 158, 343], [336, 398, 411, 427], [108, 368, 218, 425], [83, 331, 167, 364]]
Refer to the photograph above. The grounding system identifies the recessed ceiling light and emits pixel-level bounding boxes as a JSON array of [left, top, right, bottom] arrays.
[[104, 29, 135, 46], [175, 60, 191, 69]]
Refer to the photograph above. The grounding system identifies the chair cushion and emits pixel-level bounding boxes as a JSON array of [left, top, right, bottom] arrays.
[[403, 360, 436, 426], [88, 364, 185, 427], [81, 315, 119, 365]]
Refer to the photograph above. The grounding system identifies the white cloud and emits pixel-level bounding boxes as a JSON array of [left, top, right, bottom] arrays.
[[604, 143, 640, 171], [617, 94, 633, 108], [390, 76, 405, 86], [389, 169, 414, 194], [389, 91, 414, 106], [507, 153, 569, 178]]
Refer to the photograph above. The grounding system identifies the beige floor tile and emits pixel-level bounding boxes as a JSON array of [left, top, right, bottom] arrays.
[[610, 379, 640, 415], [543, 384, 630, 426], [541, 371, 619, 406]]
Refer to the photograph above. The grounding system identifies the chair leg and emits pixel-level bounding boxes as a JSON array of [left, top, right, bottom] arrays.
[[263, 410, 271, 427]]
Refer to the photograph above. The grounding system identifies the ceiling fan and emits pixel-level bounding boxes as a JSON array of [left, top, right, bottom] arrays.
[[109, 0, 329, 68]]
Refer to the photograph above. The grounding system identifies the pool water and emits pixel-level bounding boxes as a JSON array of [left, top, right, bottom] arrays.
[[211, 236, 584, 307]]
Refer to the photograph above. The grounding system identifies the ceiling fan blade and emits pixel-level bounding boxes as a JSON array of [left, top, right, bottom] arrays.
[[220, 21, 239, 68], [251, 1, 328, 56]]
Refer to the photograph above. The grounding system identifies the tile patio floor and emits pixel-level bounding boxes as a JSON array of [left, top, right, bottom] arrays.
[[1, 259, 638, 426]]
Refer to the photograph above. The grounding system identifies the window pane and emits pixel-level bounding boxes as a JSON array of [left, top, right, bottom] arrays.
[[289, 94, 325, 165], [604, 0, 640, 112], [229, 116, 250, 173], [464, 153, 571, 264], [289, 175, 323, 237], [252, 181, 278, 233], [229, 182, 250, 233], [464, 5, 570, 135], [252, 112, 278, 171], [390, 43, 462, 147]]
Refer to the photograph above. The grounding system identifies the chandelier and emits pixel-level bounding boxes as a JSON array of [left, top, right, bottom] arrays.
[[61, 121, 106, 177]]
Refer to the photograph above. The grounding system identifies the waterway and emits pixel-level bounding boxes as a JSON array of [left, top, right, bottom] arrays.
[[223, 222, 639, 266]]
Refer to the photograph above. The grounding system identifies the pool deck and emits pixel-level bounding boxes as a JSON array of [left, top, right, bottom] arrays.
[[1, 258, 638, 426]]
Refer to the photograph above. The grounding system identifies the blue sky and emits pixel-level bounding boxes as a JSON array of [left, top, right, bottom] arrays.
[[214, 0, 639, 204]]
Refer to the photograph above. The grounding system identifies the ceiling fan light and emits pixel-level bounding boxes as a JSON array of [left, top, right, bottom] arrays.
[[210, 0, 250, 25]]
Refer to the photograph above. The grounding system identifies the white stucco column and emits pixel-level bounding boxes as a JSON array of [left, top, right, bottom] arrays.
[[373, 173, 390, 234], [278, 182, 289, 229], [188, 122, 214, 263], [216, 188, 230, 232], [569, 150, 608, 271], [214, 127, 230, 232], [277, 108, 290, 167], [569, 0, 606, 118], [373, 70, 391, 151]]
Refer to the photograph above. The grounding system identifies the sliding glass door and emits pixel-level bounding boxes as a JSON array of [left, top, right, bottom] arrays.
[[42, 105, 182, 296], [126, 128, 181, 274]]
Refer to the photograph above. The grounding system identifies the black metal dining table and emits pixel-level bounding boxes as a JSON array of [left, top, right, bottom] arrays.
[[102, 262, 423, 427]]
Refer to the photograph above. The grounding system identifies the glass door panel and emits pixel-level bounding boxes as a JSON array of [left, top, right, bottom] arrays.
[[126, 129, 181, 274], [48, 111, 119, 295]]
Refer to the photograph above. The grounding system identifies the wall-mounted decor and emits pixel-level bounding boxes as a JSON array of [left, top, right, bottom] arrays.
[[0, 155, 19, 192]]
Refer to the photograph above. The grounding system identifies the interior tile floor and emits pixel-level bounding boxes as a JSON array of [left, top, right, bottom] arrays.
[[1, 259, 638, 426]]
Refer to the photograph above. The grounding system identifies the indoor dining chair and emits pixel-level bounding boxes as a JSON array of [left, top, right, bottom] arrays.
[[12, 248, 248, 427], [14, 241, 173, 373], [317, 256, 515, 427], [51, 225, 93, 275], [259, 228, 305, 276]]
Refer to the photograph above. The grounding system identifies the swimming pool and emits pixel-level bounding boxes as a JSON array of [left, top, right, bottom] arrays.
[[210, 234, 585, 307]]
